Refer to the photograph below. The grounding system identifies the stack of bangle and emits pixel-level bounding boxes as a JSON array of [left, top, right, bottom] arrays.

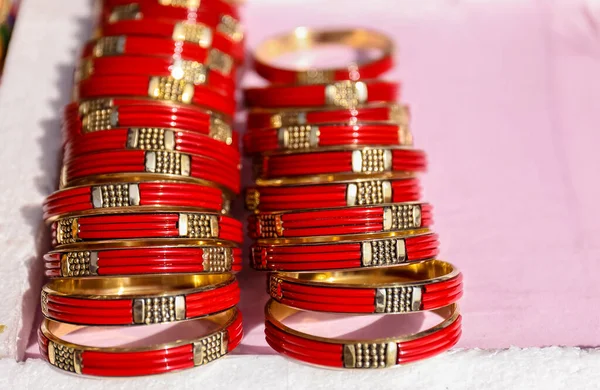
[[38, 0, 245, 377], [245, 27, 463, 368]]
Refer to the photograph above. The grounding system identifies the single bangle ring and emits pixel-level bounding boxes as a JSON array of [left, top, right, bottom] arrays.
[[52, 211, 243, 246], [248, 202, 432, 239], [245, 177, 421, 212], [265, 300, 461, 369], [38, 307, 243, 376], [44, 243, 242, 278], [252, 28, 394, 84], [252, 231, 438, 271]]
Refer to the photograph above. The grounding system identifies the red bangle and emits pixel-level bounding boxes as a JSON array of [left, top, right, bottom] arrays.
[[265, 300, 461, 368], [78, 56, 235, 95], [77, 75, 236, 116], [267, 261, 461, 313], [44, 245, 242, 277], [244, 80, 399, 109], [99, 19, 243, 64], [244, 122, 412, 154], [43, 181, 229, 221], [82, 36, 236, 77], [63, 128, 240, 168], [41, 274, 239, 326], [252, 28, 393, 84], [258, 148, 426, 179], [245, 178, 421, 212], [252, 232, 438, 271], [63, 100, 235, 146], [38, 307, 243, 376], [63, 149, 241, 194], [248, 202, 432, 239], [52, 212, 243, 246], [247, 103, 409, 130]]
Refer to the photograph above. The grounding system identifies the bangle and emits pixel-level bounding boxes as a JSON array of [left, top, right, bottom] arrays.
[[252, 28, 393, 84], [248, 103, 409, 130], [44, 244, 242, 277], [251, 232, 438, 271], [248, 202, 432, 239], [64, 128, 240, 168], [82, 36, 236, 77], [267, 260, 461, 313], [98, 19, 242, 64], [43, 181, 230, 222], [77, 56, 235, 95], [244, 122, 412, 154], [77, 75, 236, 116], [63, 149, 241, 194], [52, 211, 243, 246], [38, 307, 243, 376], [245, 177, 421, 212], [64, 99, 235, 145], [244, 80, 399, 109], [258, 148, 426, 179], [41, 274, 239, 325], [265, 300, 461, 369]]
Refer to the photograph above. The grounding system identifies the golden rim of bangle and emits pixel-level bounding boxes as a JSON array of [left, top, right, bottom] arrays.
[[255, 229, 431, 246], [266, 300, 459, 345], [43, 273, 235, 299], [272, 260, 458, 289], [49, 239, 239, 252], [255, 171, 416, 187], [263, 145, 416, 157]]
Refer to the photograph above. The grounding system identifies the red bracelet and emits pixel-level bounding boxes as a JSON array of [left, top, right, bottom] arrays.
[[267, 261, 461, 313], [99, 19, 243, 64], [245, 178, 421, 212], [43, 181, 228, 221], [244, 80, 399, 109], [77, 75, 236, 116], [248, 202, 432, 239], [63, 99, 235, 145], [63, 128, 240, 168], [265, 300, 461, 368], [39, 307, 243, 376], [63, 149, 241, 193], [252, 232, 438, 271], [78, 56, 235, 96], [44, 244, 242, 277], [258, 148, 426, 179], [41, 274, 239, 326], [247, 103, 409, 130], [252, 28, 393, 84], [52, 212, 243, 246], [244, 122, 412, 154], [82, 36, 236, 77]]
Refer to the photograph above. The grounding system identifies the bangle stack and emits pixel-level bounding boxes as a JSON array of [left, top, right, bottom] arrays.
[[38, 0, 245, 377], [245, 27, 463, 368]]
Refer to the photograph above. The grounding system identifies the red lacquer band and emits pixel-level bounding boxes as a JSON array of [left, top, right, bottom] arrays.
[[63, 149, 241, 193], [79, 56, 235, 95], [52, 211, 243, 246], [258, 148, 426, 179], [265, 300, 461, 368], [99, 19, 243, 63], [248, 202, 432, 239], [244, 80, 399, 109], [43, 181, 228, 221], [244, 122, 412, 154], [77, 75, 236, 116], [44, 244, 242, 277], [245, 178, 421, 212], [252, 28, 393, 84], [267, 261, 462, 313], [252, 232, 438, 271], [247, 103, 409, 130], [38, 307, 243, 376], [63, 99, 236, 146]]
